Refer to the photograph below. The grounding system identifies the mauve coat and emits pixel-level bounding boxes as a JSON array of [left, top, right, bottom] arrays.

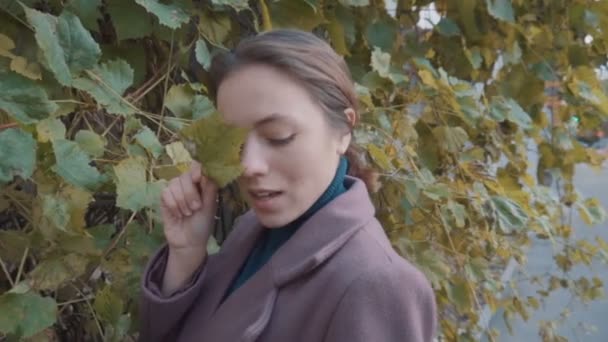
[[138, 177, 437, 342]]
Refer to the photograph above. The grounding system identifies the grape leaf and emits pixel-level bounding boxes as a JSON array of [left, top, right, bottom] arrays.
[[28, 254, 88, 291], [75, 130, 106, 158], [52, 139, 106, 191], [114, 157, 165, 212], [73, 59, 135, 116], [36, 118, 66, 142], [180, 111, 248, 187], [134, 0, 190, 29], [94, 285, 123, 325], [134, 126, 163, 158], [0, 128, 36, 183], [0, 292, 57, 338], [106, 0, 154, 40], [0, 72, 58, 124], [67, 0, 102, 31], [24, 8, 101, 86], [195, 39, 211, 70]]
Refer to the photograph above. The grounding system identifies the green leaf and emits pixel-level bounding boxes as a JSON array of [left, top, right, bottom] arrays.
[[423, 183, 450, 201], [370, 47, 391, 78], [486, 0, 515, 23], [94, 286, 123, 325], [67, 0, 102, 31], [195, 39, 211, 70], [446, 277, 473, 313], [36, 118, 66, 143], [568, 66, 608, 114], [180, 111, 248, 187], [447, 199, 467, 228], [0, 72, 58, 124], [432, 126, 469, 153], [114, 157, 165, 211], [489, 97, 532, 129], [125, 222, 163, 260], [436, 18, 462, 37], [0, 128, 36, 183], [28, 254, 88, 291], [40, 194, 70, 232], [0, 231, 29, 263], [491, 196, 529, 233], [164, 84, 195, 118], [268, 0, 326, 31], [338, 0, 369, 6], [577, 198, 607, 226], [74, 130, 106, 158], [52, 139, 106, 191], [106, 0, 155, 40], [134, 126, 163, 158], [88, 224, 115, 251], [0, 292, 57, 338], [24, 8, 101, 86], [192, 95, 215, 119], [211, 0, 250, 11], [366, 18, 396, 51], [73, 59, 135, 116], [197, 11, 232, 45], [134, 0, 190, 29]]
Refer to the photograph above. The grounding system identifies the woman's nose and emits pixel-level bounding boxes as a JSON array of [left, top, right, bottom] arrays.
[[241, 137, 269, 177]]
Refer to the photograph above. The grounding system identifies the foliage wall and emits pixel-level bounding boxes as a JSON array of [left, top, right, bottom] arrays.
[[1, 0, 608, 341]]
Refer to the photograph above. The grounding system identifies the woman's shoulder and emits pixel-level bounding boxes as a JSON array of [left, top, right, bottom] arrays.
[[334, 218, 434, 294]]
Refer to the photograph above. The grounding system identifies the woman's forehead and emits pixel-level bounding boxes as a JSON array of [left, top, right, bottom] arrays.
[[217, 65, 322, 127]]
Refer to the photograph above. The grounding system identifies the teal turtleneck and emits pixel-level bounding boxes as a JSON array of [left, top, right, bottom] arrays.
[[223, 156, 349, 299]]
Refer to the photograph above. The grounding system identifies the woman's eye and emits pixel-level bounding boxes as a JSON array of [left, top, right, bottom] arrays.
[[267, 134, 296, 146]]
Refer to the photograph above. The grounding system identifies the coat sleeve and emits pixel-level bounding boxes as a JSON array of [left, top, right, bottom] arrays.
[[137, 244, 209, 342], [323, 264, 437, 342]]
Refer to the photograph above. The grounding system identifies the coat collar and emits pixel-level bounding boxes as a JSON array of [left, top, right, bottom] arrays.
[[269, 176, 375, 286], [223, 176, 375, 287]]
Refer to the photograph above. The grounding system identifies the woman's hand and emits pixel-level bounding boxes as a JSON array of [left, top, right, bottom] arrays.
[[159, 161, 219, 294], [160, 161, 219, 254]]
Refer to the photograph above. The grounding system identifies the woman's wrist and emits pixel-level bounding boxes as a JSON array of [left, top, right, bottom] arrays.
[[162, 246, 207, 295]]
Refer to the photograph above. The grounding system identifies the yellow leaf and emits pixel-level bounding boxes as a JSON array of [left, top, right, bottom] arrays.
[[367, 144, 392, 171], [0, 33, 16, 58], [327, 14, 349, 56], [180, 111, 248, 187], [10, 56, 42, 80]]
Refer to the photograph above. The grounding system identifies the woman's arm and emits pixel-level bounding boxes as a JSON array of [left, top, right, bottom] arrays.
[[137, 245, 209, 342]]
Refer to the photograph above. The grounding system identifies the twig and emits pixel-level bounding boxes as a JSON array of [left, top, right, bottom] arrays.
[[71, 283, 105, 340], [14, 246, 29, 284], [102, 211, 138, 258], [0, 255, 15, 287], [0, 122, 18, 131], [158, 31, 175, 136]]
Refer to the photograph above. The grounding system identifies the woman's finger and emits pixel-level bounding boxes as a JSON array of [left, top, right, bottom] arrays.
[[161, 186, 181, 219], [169, 178, 192, 216], [179, 172, 201, 212]]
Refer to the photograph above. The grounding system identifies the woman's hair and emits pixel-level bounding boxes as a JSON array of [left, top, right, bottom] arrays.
[[208, 29, 379, 192]]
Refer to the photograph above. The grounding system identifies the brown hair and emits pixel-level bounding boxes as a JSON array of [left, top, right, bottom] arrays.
[[208, 29, 379, 192]]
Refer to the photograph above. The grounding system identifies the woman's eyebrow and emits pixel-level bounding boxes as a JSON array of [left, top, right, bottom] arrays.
[[254, 113, 292, 128]]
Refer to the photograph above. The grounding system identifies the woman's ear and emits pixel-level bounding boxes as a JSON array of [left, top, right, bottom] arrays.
[[344, 108, 357, 128], [338, 108, 357, 154]]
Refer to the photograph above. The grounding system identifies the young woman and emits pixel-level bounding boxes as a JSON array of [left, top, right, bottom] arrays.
[[138, 29, 437, 342]]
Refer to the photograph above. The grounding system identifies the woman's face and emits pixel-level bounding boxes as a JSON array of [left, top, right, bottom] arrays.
[[217, 63, 351, 228]]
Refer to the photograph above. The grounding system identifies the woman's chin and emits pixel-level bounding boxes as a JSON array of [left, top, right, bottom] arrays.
[[254, 211, 294, 229]]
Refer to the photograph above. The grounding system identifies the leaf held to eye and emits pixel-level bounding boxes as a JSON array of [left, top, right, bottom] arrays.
[[180, 111, 248, 188]]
